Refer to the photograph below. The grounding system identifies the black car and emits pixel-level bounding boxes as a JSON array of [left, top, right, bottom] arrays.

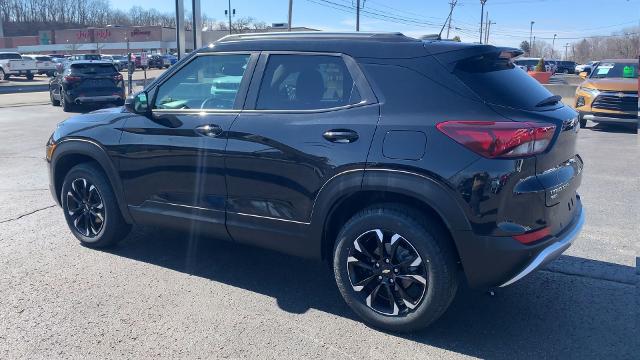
[[46, 33, 584, 332], [147, 54, 165, 69], [556, 60, 576, 74], [49, 60, 125, 112]]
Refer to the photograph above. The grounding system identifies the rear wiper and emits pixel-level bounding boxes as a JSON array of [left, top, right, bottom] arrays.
[[535, 95, 562, 107]]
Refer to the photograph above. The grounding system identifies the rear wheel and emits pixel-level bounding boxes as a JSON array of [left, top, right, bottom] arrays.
[[333, 205, 458, 332], [61, 90, 73, 112], [26, 72, 34, 80], [61, 163, 131, 248], [50, 88, 60, 106]]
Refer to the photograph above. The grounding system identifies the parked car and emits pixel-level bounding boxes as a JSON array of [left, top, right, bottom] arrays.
[[162, 54, 178, 67], [48, 60, 125, 112], [575, 61, 599, 75], [21, 54, 57, 76], [101, 55, 128, 71], [0, 52, 37, 80], [67, 54, 102, 61], [46, 33, 584, 332], [147, 54, 165, 69], [574, 59, 638, 128], [47, 54, 67, 59], [555, 60, 576, 74]]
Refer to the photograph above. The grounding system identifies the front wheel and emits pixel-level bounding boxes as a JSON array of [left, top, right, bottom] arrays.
[[333, 205, 458, 332], [579, 114, 587, 128], [61, 163, 131, 248]]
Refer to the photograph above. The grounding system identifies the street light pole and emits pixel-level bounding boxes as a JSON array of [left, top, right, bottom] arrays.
[[479, 0, 487, 44], [227, 0, 232, 35], [529, 21, 534, 56], [551, 34, 557, 59], [356, 0, 360, 31]]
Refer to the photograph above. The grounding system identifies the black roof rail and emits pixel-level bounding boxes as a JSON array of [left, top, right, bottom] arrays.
[[218, 31, 415, 42]]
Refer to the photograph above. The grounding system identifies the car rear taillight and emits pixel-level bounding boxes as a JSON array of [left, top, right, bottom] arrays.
[[513, 226, 550, 244], [64, 75, 81, 82], [113, 74, 123, 81], [436, 121, 556, 158]]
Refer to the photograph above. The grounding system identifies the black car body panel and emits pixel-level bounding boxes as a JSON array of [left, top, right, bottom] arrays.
[[47, 33, 584, 290], [49, 60, 125, 106]]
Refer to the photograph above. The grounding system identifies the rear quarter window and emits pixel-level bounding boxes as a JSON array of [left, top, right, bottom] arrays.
[[454, 54, 555, 110]]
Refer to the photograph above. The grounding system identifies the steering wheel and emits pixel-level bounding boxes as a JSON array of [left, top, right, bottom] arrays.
[[200, 97, 216, 109]]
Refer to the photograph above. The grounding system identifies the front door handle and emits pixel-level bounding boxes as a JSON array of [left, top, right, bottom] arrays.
[[195, 124, 223, 138], [323, 129, 359, 143]]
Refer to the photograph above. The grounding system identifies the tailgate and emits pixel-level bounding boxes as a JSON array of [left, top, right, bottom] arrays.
[[9, 59, 36, 70]]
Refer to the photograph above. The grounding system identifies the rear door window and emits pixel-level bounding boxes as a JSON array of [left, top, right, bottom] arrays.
[[453, 53, 556, 110], [256, 54, 362, 110]]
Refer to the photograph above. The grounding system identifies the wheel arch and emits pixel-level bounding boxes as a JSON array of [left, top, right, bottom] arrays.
[[312, 169, 471, 265], [51, 138, 133, 224]]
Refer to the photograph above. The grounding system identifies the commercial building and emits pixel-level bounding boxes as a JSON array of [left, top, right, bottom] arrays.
[[0, 25, 317, 55]]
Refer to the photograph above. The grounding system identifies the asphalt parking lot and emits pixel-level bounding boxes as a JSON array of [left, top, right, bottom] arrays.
[[0, 103, 638, 359]]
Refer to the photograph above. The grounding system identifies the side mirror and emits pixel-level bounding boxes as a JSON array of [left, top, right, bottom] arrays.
[[125, 91, 150, 114], [579, 71, 588, 79]]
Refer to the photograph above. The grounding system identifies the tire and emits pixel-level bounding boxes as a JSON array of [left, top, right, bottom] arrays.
[[61, 162, 131, 248], [579, 114, 587, 128], [61, 90, 73, 112], [26, 72, 34, 80], [50, 88, 60, 106], [333, 205, 458, 332], [563, 69, 569, 74]]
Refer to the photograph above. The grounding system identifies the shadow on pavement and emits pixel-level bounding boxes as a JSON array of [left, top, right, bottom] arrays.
[[105, 227, 638, 359], [587, 122, 638, 134]]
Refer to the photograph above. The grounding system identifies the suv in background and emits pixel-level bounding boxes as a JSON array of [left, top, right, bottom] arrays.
[[555, 60, 576, 74], [574, 59, 638, 128], [68, 54, 102, 61], [46, 33, 584, 332], [101, 55, 128, 71], [48, 60, 125, 111]]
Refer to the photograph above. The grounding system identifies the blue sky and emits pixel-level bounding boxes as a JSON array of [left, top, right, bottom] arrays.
[[110, 0, 640, 47]]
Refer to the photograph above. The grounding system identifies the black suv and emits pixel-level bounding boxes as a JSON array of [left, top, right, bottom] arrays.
[[46, 33, 584, 332], [49, 60, 125, 112]]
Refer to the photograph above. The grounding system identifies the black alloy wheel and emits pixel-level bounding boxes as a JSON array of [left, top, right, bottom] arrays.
[[347, 229, 427, 316], [65, 178, 105, 238]]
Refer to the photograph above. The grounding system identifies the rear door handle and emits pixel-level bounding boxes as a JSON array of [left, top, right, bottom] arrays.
[[323, 129, 359, 143], [195, 124, 223, 138]]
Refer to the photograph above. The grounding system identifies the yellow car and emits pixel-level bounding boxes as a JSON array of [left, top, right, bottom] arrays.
[[574, 59, 638, 128]]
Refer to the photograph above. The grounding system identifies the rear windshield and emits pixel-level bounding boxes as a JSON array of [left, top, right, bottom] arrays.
[[0, 53, 23, 60], [454, 53, 555, 110], [36, 56, 52, 61], [79, 55, 102, 60], [71, 63, 117, 74]]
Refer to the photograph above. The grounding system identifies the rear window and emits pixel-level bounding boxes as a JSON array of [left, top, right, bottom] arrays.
[[454, 53, 555, 110], [36, 56, 52, 61], [0, 53, 23, 60], [71, 63, 117, 74]]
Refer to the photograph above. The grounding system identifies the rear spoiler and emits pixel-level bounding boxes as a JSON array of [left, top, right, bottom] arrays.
[[432, 45, 523, 72]]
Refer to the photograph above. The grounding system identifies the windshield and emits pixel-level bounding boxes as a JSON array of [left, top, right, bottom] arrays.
[[590, 62, 638, 79], [112, 56, 126, 60], [0, 53, 23, 60]]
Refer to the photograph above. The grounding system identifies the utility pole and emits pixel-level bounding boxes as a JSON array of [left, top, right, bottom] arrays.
[[446, 0, 458, 39], [192, 0, 202, 49], [484, 12, 489, 44], [288, 0, 293, 31], [479, 0, 487, 44], [529, 21, 534, 56], [356, 0, 361, 31], [532, 36, 536, 57], [564, 43, 570, 60], [227, 0, 233, 35], [551, 33, 557, 59], [486, 21, 495, 44], [175, 0, 185, 59]]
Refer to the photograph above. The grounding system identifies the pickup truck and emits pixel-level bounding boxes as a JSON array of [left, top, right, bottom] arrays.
[[0, 52, 37, 80], [22, 54, 56, 77]]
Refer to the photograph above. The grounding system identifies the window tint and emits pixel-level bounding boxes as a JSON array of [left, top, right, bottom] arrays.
[[454, 53, 555, 110], [154, 54, 250, 110], [36, 56, 52, 61], [71, 63, 117, 74], [256, 55, 361, 110]]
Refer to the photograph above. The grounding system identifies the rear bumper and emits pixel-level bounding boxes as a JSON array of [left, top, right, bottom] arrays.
[[499, 206, 585, 287], [583, 113, 638, 125]]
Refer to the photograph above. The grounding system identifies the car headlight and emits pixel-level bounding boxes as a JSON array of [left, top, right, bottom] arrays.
[[579, 86, 599, 97]]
